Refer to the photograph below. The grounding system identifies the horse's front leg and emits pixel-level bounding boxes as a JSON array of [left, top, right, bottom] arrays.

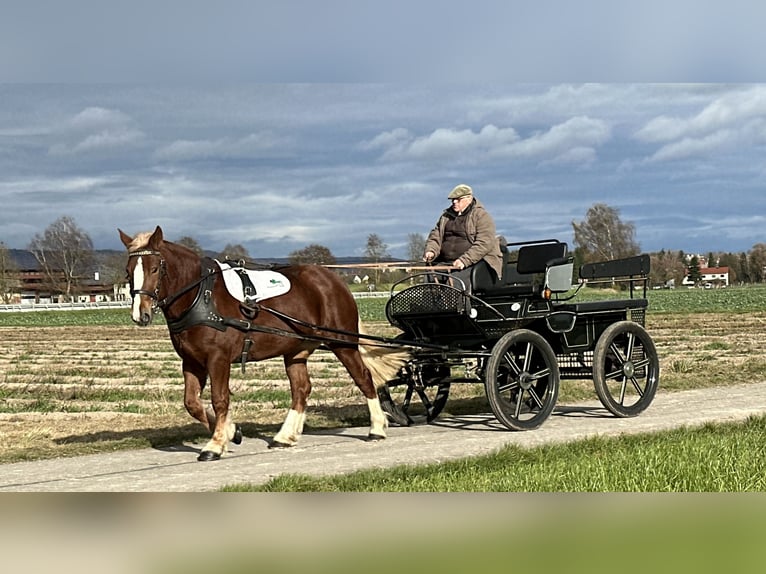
[[182, 361, 211, 429], [198, 356, 241, 462]]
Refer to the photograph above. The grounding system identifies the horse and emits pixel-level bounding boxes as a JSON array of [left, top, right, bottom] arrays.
[[119, 226, 405, 461]]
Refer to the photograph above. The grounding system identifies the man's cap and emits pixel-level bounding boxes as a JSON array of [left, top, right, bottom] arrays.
[[448, 184, 473, 199]]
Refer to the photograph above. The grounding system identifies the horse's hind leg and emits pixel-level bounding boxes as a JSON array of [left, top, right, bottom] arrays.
[[332, 346, 388, 440], [272, 350, 313, 447]]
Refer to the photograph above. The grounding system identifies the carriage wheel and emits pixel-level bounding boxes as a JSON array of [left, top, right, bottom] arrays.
[[592, 321, 659, 417], [377, 366, 451, 426], [485, 329, 559, 431]]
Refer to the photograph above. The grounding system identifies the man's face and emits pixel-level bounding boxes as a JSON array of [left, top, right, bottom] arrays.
[[451, 195, 471, 212]]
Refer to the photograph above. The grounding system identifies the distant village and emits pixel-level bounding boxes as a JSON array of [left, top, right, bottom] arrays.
[[0, 247, 741, 307]]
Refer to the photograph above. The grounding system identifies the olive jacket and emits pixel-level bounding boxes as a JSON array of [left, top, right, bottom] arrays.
[[424, 198, 503, 279]]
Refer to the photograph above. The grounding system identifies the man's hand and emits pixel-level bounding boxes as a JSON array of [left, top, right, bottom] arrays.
[[452, 259, 465, 270], [423, 251, 435, 262]]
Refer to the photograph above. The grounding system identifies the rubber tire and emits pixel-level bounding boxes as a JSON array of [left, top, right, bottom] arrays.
[[592, 321, 660, 417], [485, 329, 559, 431]]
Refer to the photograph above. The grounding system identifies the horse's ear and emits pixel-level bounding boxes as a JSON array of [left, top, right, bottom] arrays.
[[148, 226, 164, 250], [118, 229, 133, 248]]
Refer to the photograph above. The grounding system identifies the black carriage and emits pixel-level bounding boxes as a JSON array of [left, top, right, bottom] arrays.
[[378, 239, 659, 431]]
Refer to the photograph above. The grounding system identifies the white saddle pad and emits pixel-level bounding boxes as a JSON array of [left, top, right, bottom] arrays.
[[216, 260, 291, 303]]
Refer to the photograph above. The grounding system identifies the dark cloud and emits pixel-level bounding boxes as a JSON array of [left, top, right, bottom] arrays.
[[1, 82, 766, 256]]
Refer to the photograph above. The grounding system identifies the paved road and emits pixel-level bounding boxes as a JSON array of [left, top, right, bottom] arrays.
[[2, 382, 765, 492]]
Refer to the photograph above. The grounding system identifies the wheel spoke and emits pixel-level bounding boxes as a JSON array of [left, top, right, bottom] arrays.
[[618, 376, 627, 404], [608, 341, 627, 364], [502, 351, 522, 376], [402, 386, 414, 412], [530, 367, 551, 381], [497, 378, 519, 394], [605, 367, 623, 380], [415, 388, 434, 416], [513, 393, 523, 417], [632, 356, 651, 370], [527, 387, 544, 409], [629, 376, 645, 396], [522, 342, 533, 373]]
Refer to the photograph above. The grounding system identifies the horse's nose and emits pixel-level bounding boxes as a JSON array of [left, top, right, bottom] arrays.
[[139, 311, 153, 326]]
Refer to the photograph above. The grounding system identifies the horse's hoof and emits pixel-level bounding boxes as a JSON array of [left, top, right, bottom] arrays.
[[197, 450, 221, 462], [232, 425, 243, 445], [367, 433, 386, 442], [268, 440, 292, 449]]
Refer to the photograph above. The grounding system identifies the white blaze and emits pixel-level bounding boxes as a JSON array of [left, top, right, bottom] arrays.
[[131, 256, 145, 323]]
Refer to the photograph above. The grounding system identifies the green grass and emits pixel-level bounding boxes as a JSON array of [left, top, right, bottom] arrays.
[[2, 284, 765, 326], [222, 415, 766, 492], [569, 284, 766, 314]]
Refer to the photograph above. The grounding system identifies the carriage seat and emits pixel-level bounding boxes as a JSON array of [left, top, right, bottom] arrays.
[[473, 241, 568, 298]]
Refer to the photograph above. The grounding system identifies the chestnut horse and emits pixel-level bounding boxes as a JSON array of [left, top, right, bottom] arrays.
[[119, 226, 400, 461]]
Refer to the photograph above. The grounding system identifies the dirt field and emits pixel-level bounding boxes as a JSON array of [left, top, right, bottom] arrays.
[[2, 312, 766, 463]]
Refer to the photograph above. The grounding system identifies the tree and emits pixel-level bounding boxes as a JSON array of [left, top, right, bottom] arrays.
[[406, 233, 426, 262], [176, 236, 204, 255], [28, 216, 94, 302], [718, 252, 740, 284], [0, 241, 20, 303], [219, 243, 250, 263], [364, 234, 389, 261], [572, 203, 640, 264], [686, 255, 702, 285], [288, 244, 337, 265], [650, 249, 686, 288], [364, 234, 390, 286], [748, 243, 766, 283], [738, 252, 750, 283]]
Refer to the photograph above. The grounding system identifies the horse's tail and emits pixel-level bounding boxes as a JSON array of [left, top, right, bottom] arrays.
[[357, 320, 409, 389]]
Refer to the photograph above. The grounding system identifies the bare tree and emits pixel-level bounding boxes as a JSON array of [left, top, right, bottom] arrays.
[[649, 249, 686, 288], [176, 236, 204, 255], [219, 243, 251, 263], [364, 234, 390, 286], [0, 241, 20, 303], [572, 203, 640, 263], [288, 244, 336, 265], [748, 243, 766, 283], [364, 234, 389, 261], [28, 216, 94, 302], [406, 233, 426, 262]]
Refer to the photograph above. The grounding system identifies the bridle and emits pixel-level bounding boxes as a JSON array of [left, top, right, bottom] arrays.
[[128, 248, 223, 315], [127, 249, 166, 312]]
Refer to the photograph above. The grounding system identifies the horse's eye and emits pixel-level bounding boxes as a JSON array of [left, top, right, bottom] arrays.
[[151, 266, 159, 274]]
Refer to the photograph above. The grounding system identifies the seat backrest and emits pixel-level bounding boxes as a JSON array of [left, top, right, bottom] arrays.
[[516, 242, 568, 274]]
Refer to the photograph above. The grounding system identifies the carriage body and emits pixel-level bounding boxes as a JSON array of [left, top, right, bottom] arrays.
[[380, 239, 659, 430]]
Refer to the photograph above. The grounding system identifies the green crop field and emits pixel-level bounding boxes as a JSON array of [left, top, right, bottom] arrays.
[[1, 284, 765, 467]]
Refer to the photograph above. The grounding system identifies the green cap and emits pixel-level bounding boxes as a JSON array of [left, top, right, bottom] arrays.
[[448, 184, 473, 199]]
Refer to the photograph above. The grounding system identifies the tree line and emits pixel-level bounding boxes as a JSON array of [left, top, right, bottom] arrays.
[[1, 206, 764, 302]]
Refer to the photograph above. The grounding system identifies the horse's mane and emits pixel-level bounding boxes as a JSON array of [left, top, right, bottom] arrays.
[[128, 231, 154, 251], [129, 230, 200, 261]]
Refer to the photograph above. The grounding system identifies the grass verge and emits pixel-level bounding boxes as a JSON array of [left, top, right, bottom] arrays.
[[222, 415, 766, 492]]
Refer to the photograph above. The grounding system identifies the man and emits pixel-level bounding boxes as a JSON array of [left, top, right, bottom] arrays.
[[423, 183, 503, 291]]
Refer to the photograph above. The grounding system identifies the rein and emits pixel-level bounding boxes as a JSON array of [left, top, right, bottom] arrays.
[[130, 248, 445, 352], [128, 248, 223, 313]]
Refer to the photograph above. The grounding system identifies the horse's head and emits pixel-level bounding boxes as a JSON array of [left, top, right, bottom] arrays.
[[119, 226, 165, 327]]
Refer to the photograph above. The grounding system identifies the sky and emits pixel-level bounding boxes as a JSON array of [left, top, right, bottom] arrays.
[[1, 2, 765, 260]]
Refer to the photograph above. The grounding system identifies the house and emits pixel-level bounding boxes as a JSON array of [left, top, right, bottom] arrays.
[[681, 266, 730, 287], [4, 249, 126, 304]]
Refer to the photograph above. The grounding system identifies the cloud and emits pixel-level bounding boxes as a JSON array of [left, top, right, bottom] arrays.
[[365, 116, 610, 166], [154, 132, 285, 162], [636, 86, 766, 162], [48, 106, 144, 156]]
